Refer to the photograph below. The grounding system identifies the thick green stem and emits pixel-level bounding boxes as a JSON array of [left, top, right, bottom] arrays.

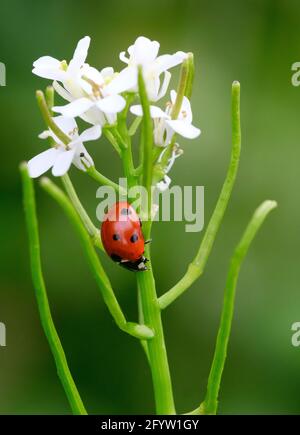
[[20, 163, 87, 415], [201, 200, 277, 415], [118, 94, 136, 187], [40, 177, 153, 341], [159, 81, 241, 310], [137, 249, 175, 414], [138, 66, 153, 221], [136, 70, 175, 414]]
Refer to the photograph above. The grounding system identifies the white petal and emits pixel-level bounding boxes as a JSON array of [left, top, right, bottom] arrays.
[[32, 54, 68, 81], [96, 95, 126, 114], [33, 56, 61, 68], [53, 116, 78, 136], [68, 36, 91, 75], [154, 53, 184, 74], [130, 105, 143, 117], [155, 71, 171, 101], [119, 51, 130, 64], [53, 98, 94, 117], [73, 144, 94, 171], [156, 175, 171, 192], [176, 51, 188, 61], [81, 64, 104, 86], [170, 90, 177, 105], [52, 149, 75, 176], [105, 67, 137, 94], [80, 107, 106, 125], [38, 130, 51, 140], [28, 148, 58, 178], [180, 96, 193, 123], [130, 105, 168, 119], [166, 120, 201, 139], [170, 92, 192, 122], [53, 81, 73, 102], [77, 125, 101, 143], [130, 37, 160, 64], [101, 67, 114, 78], [32, 66, 67, 81], [150, 106, 169, 118]]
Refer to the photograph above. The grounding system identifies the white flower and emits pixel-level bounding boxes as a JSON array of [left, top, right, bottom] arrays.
[[28, 116, 101, 178], [33, 37, 126, 125], [155, 144, 183, 192], [105, 36, 186, 102], [130, 90, 201, 147]]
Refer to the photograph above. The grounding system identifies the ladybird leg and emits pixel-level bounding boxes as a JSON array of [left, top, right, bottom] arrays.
[[111, 254, 122, 263]]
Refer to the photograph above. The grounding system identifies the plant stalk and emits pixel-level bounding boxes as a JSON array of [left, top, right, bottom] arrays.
[[201, 200, 277, 414], [20, 162, 87, 415]]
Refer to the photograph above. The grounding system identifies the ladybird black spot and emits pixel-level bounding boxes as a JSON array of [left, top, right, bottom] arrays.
[[121, 207, 132, 215], [130, 233, 139, 243], [80, 152, 85, 157], [113, 234, 120, 241], [111, 254, 122, 263]]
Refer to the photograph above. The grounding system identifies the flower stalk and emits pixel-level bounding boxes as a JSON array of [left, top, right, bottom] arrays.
[[159, 81, 241, 310], [20, 162, 87, 415], [201, 200, 277, 415], [135, 69, 175, 414]]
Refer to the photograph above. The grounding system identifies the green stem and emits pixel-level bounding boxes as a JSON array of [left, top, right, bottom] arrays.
[[138, 66, 153, 222], [137, 282, 150, 362], [170, 55, 190, 119], [20, 163, 87, 415], [61, 174, 103, 251], [184, 53, 195, 100], [36, 90, 71, 146], [40, 177, 153, 341], [86, 166, 126, 196], [202, 200, 277, 415], [159, 81, 241, 310], [118, 95, 136, 187], [103, 128, 122, 156], [137, 249, 175, 414], [129, 116, 142, 136], [136, 69, 175, 414], [45, 86, 55, 114]]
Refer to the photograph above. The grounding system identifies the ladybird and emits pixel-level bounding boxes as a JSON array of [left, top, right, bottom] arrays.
[[101, 202, 149, 272]]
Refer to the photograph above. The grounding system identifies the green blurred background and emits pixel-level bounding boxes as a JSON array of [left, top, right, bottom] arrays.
[[1, 0, 300, 415]]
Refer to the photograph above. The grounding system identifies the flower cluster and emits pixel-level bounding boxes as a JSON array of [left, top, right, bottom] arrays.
[[28, 36, 201, 186]]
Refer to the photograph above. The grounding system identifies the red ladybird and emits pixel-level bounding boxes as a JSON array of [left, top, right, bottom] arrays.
[[101, 202, 149, 272]]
